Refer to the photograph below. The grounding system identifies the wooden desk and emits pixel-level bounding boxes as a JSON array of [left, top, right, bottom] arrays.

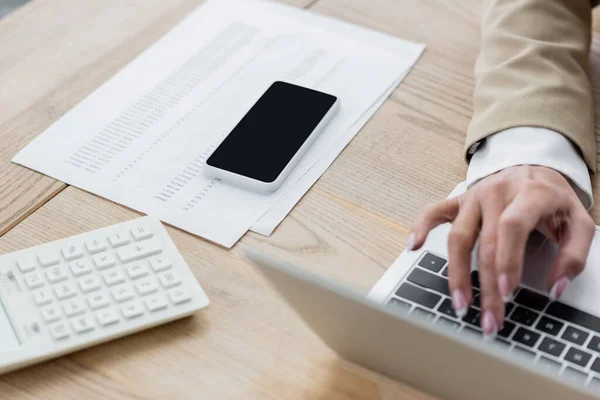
[[1, 1, 599, 399]]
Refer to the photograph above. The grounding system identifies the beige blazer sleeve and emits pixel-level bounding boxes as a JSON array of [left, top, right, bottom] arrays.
[[466, 0, 596, 172]]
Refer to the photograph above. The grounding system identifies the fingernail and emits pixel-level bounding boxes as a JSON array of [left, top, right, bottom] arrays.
[[452, 289, 467, 319], [549, 276, 570, 301], [498, 273, 512, 303], [482, 311, 498, 340], [406, 233, 416, 251]]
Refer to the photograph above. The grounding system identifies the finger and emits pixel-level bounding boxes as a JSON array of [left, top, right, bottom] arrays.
[[447, 197, 481, 318], [409, 197, 460, 251], [547, 208, 595, 300]]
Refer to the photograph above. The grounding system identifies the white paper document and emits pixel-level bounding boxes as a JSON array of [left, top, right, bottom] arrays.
[[13, 0, 424, 247]]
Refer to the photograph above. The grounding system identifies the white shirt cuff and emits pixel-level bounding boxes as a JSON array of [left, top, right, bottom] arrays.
[[466, 127, 593, 211]]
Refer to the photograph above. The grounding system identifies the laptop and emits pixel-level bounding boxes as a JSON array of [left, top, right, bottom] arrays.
[[246, 186, 600, 400]]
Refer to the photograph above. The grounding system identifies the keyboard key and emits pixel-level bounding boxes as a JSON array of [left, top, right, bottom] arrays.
[[536, 357, 562, 375], [93, 253, 116, 270], [87, 292, 110, 310], [111, 284, 135, 303], [135, 277, 158, 296], [588, 336, 600, 354], [108, 232, 130, 247], [169, 288, 192, 305], [386, 298, 411, 314], [412, 307, 435, 322], [126, 262, 149, 279], [471, 271, 480, 289], [41, 304, 61, 323], [510, 306, 539, 326], [97, 309, 119, 326], [565, 347, 592, 368], [441, 267, 448, 277], [33, 289, 53, 306], [37, 251, 59, 267], [498, 321, 516, 339], [561, 367, 588, 385], [418, 253, 446, 273], [71, 315, 94, 334], [116, 238, 162, 263], [505, 302, 515, 317], [436, 317, 460, 330], [512, 327, 540, 348], [536, 316, 563, 336], [121, 302, 144, 319], [407, 268, 449, 296], [149, 257, 172, 272], [547, 302, 600, 334], [46, 266, 68, 283], [493, 338, 510, 349], [50, 323, 70, 341], [437, 298, 457, 319], [69, 259, 93, 277], [462, 308, 481, 328], [61, 244, 83, 261], [54, 282, 77, 300], [514, 288, 549, 311], [145, 295, 168, 312], [158, 271, 181, 289], [538, 337, 566, 358], [78, 275, 101, 293], [587, 377, 600, 393], [17, 258, 36, 273], [395, 282, 441, 309], [131, 226, 153, 241], [62, 299, 86, 317], [511, 346, 536, 362], [591, 357, 600, 374], [562, 326, 588, 346], [25, 272, 44, 289], [85, 239, 107, 254], [102, 268, 125, 286], [461, 326, 482, 338]]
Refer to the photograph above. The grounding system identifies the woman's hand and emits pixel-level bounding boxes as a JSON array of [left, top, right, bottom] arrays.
[[408, 165, 595, 337]]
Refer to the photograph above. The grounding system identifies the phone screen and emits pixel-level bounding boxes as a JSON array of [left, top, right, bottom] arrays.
[[206, 81, 337, 183]]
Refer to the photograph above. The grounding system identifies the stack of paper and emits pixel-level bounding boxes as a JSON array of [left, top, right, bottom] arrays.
[[13, 0, 424, 247]]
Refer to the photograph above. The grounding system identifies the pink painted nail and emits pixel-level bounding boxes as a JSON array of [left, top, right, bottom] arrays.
[[549, 276, 570, 301], [452, 289, 467, 319], [482, 311, 498, 339], [406, 233, 416, 251], [498, 273, 512, 303]]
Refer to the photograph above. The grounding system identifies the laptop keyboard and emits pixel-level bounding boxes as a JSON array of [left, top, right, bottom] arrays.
[[386, 251, 600, 392]]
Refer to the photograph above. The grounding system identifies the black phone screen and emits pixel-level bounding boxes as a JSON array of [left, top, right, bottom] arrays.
[[206, 81, 337, 183]]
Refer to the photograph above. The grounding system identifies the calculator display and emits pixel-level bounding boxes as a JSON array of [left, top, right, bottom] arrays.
[[0, 299, 19, 351]]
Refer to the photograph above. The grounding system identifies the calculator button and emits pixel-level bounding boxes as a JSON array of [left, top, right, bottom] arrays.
[[46, 266, 68, 283], [17, 259, 36, 273], [50, 323, 70, 341], [108, 233, 130, 248], [149, 257, 171, 272], [135, 277, 158, 296], [126, 262, 149, 279], [61, 245, 84, 261], [116, 238, 162, 263], [93, 253, 116, 270], [69, 259, 93, 277], [97, 309, 119, 326], [145, 295, 168, 312], [121, 302, 144, 319], [102, 268, 125, 286], [131, 226, 153, 241], [85, 239, 107, 254], [78, 275, 101, 293], [55, 282, 77, 300], [169, 288, 191, 305], [111, 284, 135, 303], [41, 304, 61, 323], [62, 299, 86, 317], [88, 292, 111, 310], [71, 316, 94, 334], [25, 272, 44, 289], [33, 289, 53, 306], [158, 271, 181, 289], [37, 251, 60, 267]]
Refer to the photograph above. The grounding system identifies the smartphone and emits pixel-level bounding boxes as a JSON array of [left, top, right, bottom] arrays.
[[204, 81, 339, 193]]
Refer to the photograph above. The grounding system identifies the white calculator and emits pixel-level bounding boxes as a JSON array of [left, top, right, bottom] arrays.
[[0, 216, 209, 375]]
